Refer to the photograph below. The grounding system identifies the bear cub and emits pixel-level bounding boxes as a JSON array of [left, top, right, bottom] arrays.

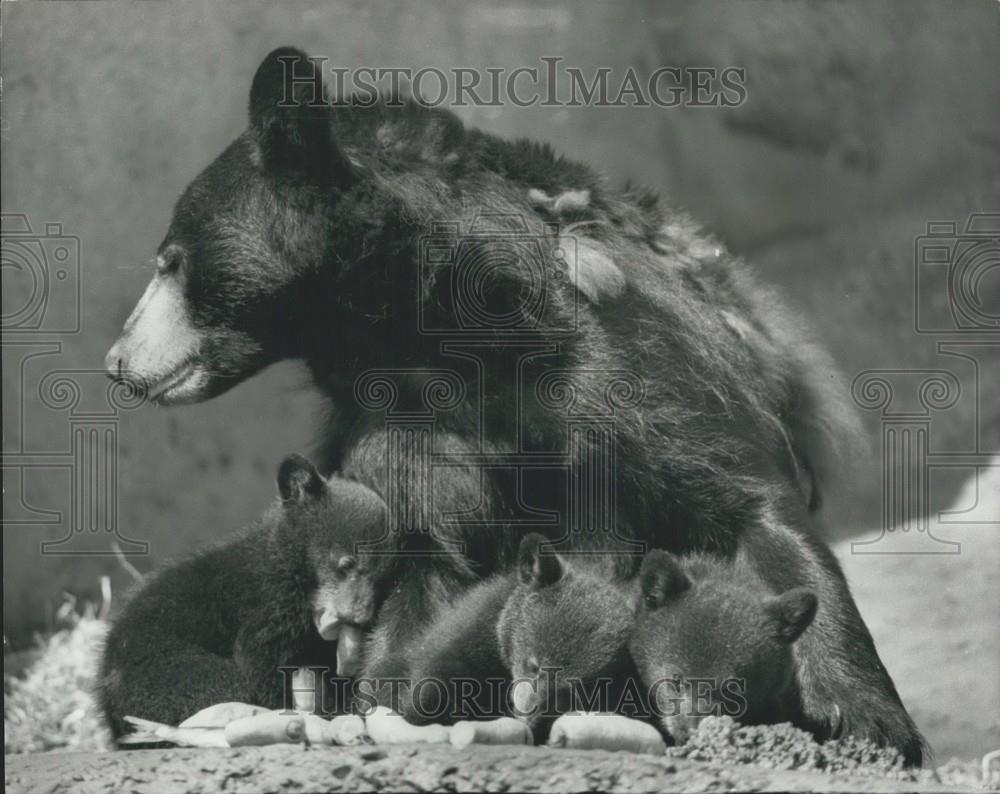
[[497, 534, 644, 738], [400, 533, 642, 736], [631, 550, 818, 744], [469, 539, 817, 745], [98, 454, 385, 739]]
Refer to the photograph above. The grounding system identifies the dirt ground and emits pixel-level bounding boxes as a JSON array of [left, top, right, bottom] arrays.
[[5, 471, 997, 792], [2, 744, 979, 794]]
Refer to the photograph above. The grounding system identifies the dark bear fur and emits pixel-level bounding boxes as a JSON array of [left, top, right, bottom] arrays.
[[355, 529, 479, 715], [392, 533, 640, 732], [483, 540, 818, 746], [97, 455, 384, 739], [496, 534, 647, 740], [631, 550, 818, 745], [105, 47, 924, 763], [393, 569, 515, 725]]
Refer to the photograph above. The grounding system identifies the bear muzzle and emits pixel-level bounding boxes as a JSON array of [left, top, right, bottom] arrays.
[[105, 274, 206, 404]]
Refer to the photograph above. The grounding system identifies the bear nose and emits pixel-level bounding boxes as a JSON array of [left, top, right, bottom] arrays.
[[104, 342, 126, 380]]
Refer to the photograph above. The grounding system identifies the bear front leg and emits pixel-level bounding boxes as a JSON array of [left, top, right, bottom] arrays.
[[234, 614, 317, 711], [738, 515, 927, 766]]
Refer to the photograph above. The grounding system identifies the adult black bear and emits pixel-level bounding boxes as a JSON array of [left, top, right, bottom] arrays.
[[98, 455, 383, 738], [104, 47, 924, 762]]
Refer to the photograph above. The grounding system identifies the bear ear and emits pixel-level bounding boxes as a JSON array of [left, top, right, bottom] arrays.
[[248, 47, 353, 181], [764, 587, 818, 644], [639, 550, 690, 608], [517, 533, 563, 589], [277, 453, 325, 503]]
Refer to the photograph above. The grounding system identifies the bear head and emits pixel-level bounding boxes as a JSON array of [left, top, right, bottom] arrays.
[[497, 533, 641, 735], [274, 453, 387, 676], [105, 47, 582, 405], [105, 47, 364, 404], [630, 549, 818, 744]]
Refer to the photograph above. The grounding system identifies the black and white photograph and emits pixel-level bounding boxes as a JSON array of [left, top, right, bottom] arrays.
[[2, 2, 999, 791]]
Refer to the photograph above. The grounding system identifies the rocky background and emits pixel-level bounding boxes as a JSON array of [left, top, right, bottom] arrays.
[[3, 0, 998, 765]]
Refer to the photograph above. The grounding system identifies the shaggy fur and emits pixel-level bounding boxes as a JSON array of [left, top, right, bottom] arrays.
[[109, 47, 923, 763], [386, 567, 516, 725], [496, 534, 648, 741], [631, 550, 818, 744], [356, 529, 478, 715], [97, 457, 384, 738], [393, 534, 641, 733]]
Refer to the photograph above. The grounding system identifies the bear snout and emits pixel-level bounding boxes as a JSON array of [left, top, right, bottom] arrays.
[[105, 273, 206, 404]]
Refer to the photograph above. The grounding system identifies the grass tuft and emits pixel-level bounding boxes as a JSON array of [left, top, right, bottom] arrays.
[[5, 594, 113, 755]]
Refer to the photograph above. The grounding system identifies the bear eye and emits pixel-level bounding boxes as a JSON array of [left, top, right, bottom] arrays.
[[157, 246, 184, 276], [337, 555, 356, 574]]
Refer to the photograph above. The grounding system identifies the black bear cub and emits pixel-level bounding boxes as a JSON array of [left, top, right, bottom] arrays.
[[98, 455, 384, 739], [400, 533, 642, 736], [497, 535, 644, 738], [630, 550, 818, 744], [471, 539, 817, 746]]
